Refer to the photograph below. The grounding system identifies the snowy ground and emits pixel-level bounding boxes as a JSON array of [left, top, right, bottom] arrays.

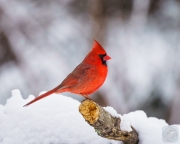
[[0, 89, 179, 144]]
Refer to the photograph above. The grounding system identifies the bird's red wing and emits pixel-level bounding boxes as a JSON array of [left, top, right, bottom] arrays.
[[55, 73, 78, 91], [56, 63, 92, 91]]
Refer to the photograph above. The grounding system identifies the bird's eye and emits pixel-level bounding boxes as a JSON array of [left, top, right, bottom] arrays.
[[98, 54, 103, 58]]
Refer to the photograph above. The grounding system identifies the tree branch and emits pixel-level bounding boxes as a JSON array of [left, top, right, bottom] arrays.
[[79, 99, 139, 144]]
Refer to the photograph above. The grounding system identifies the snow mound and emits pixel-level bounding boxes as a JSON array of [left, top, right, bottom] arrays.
[[0, 89, 179, 144], [0, 89, 118, 144]]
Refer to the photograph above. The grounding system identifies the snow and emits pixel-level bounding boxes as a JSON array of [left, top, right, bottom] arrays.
[[0, 89, 119, 144], [119, 116, 133, 132], [104, 106, 119, 117], [0, 89, 180, 144], [104, 106, 133, 132]]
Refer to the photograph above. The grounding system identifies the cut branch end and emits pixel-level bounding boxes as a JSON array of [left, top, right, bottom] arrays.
[[79, 99, 139, 144]]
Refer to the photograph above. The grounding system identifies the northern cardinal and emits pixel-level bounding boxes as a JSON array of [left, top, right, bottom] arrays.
[[24, 40, 111, 107]]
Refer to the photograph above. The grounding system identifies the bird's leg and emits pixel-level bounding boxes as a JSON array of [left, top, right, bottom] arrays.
[[82, 95, 101, 105], [83, 95, 92, 100]]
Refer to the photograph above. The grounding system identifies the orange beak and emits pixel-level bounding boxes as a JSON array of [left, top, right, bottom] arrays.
[[103, 55, 111, 61]]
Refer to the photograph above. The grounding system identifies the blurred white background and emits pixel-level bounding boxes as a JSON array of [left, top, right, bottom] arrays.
[[0, 0, 180, 124]]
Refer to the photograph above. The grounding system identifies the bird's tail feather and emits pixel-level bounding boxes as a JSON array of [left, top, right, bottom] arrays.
[[23, 87, 64, 107]]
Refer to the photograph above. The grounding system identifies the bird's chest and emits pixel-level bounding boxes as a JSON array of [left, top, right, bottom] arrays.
[[87, 65, 107, 82], [79, 66, 107, 93]]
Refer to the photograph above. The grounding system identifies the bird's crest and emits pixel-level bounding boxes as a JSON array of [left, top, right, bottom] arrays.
[[92, 40, 106, 54]]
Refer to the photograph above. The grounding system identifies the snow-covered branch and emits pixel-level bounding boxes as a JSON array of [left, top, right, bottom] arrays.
[[79, 99, 138, 144]]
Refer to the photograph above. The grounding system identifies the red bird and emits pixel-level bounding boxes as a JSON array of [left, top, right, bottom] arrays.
[[24, 40, 111, 107]]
